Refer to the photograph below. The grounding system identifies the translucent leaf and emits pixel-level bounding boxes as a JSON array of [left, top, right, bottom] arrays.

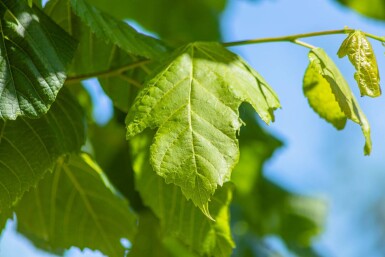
[[69, 0, 167, 59], [304, 48, 371, 155], [130, 132, 234, 257], [336, 0, 385, 20], [15, 153, 137, 257], [0, 89, 85, 209], [126, 42, 279, 212], [338, 30, 381, 97], [303, 61, 347, 130], [0, 0, 76, 120]]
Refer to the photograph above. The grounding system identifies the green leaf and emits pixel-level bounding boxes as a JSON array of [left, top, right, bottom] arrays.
[[336, 0, 385, 20], [69, 0, 167, 59], [0, 0, 76, 120], [87, 0, 226, 42], [303, 48, 371, 155], [303, 59, 347, 130], [130, 132, 235, 257], [126, 42, 279, 212], [0, 89, 85, 209], [15, 153, 137, 257], [338, 30, 381, 97]]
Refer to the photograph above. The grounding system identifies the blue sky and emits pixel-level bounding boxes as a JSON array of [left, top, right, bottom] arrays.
[[2, 0, 385, 256]]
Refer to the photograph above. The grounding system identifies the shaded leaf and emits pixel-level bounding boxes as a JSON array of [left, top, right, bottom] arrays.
[[304, 48, 371, 155], [303, 60, 347, 130], [130, 132, 234, 257], [45, 0, 149, 112], [126, 42, 279, 212], [15, 153, 137, 257], [0, 89, 84, 209], [87, 0, 227, 43], [338, 30, 381, 97], [0, 0, 76, 119], [69, 0, 167, 59]]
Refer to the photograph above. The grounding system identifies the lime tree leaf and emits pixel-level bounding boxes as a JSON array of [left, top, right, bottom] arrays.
[[15, 153, 137, 257], [0, 89, 84, 209], [130, 132, 234, 257], [0, 0, 76, 120], [303, 48, 371, 155], [87, 0, 226, 42], [126, 42, 280, 212], [69, 0, 167, 59], [338, 30, 381, 97], [303, 60, 347, 130]]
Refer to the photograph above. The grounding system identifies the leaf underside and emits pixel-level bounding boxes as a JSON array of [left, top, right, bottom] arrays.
[[303, 48, 371, 155], [0, 89, 85, 209], [15, 154, 137, 257], [126, 42, 280, 213], [338, 30, 381, 97], [0, 0, 76, 120]]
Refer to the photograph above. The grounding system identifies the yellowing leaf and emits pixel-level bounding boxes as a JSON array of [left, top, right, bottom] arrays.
[[338, 30, 381, 97], [303, 60, 347, 130], [126, 42, 280, 213], [304, 48, 371, 155]]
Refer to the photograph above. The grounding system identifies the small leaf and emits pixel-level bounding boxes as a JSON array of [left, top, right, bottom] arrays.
[[126, 42, 279, 212], [303, 60, 347, 130], [338, 30, 381, 97], [0, 89, 85, 209], [130, 132, 234, 257], [0, 0, 76, 120], [15, 153, 137, 257], [304, 48, 371, 155], [70, 0, 167, 59]]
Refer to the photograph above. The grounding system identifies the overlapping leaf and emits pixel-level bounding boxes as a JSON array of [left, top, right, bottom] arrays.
[[87, 0, 227, 42], [15, 153, 137, 257], [338, 30, 381, 97], [130, 132, 234, 257], [0, 0, 76, 120], [0, 89, 84, 209], [126, 42, 280, 212], [69, 0, 167, 59], [303, 48, 371, 155]]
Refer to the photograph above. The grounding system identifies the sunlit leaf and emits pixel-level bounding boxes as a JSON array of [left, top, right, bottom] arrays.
[[303, 48, 371, 155], [338, 30, 381, 97], [0, 0, 76, 119], [69, 0, 167, 59], [130, 132, 234, 257], [15, 153, 137, 257], [0, 89, 84, 209], [126, 42, 279, 212], [336, 0, 385, 20]]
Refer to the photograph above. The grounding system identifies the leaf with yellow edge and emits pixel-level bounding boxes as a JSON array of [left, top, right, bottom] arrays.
[[304, 48, 371, 155], [338, 30, 381, 97]]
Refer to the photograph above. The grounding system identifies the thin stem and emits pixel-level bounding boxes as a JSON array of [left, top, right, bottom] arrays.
[[222, 28, 385, 47], [292, 39, 316, 49], [65, 59, 151, 84]]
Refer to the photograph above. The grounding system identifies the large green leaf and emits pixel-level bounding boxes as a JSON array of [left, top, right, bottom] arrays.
[[0, 89, 84, 209], [69, 0, 167, 59], [130, 132, 234, 257], [15, 153, 137, 257], [337, 30, 381, 97], [336, 0, 385, 20], [126, 42, 280, 212], [87, 0, 227, 42], [0, 0, 76, 120], [303, 48, 371, 155]]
